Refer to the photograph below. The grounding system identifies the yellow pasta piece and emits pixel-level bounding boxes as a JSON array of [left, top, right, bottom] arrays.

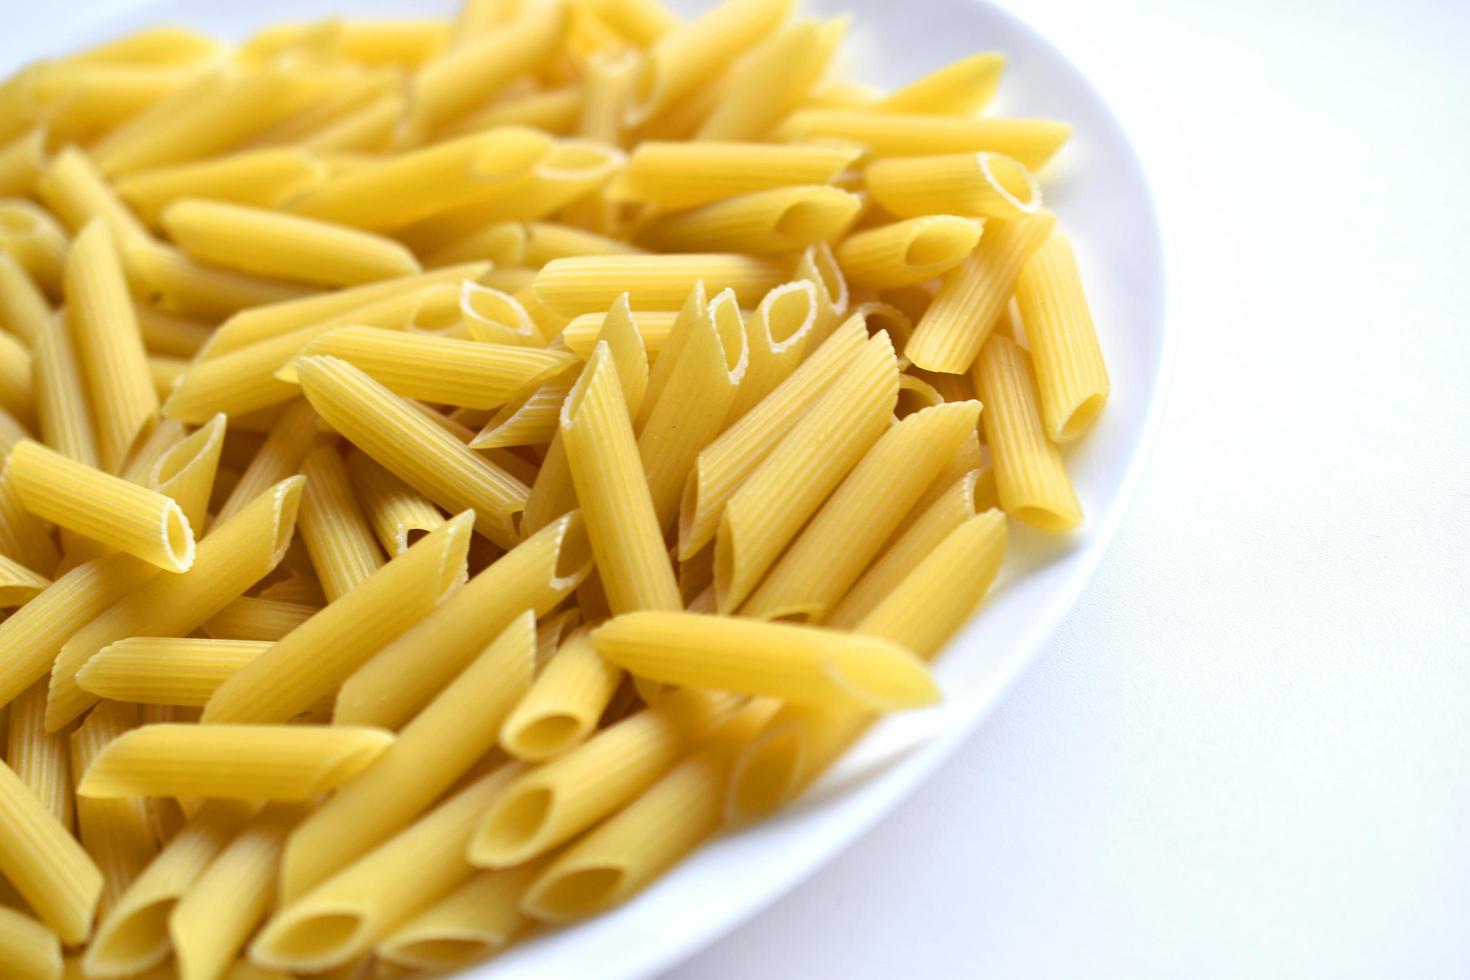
[[30, 308, 96, 467], [1013, 232, 1109, 441], [715, 331, 897, 610], [0, 553, 49, 607], [500, 626, 622, 761], [523, 698, 776, 922], [78, 726, 393, 801], [0, 128, 46, 198], [90, 65, 334, 177], [201, 263, 486, 359], [294, 356, 527, 547], [866, 152, 1041, 220], [123, 241, 312, 321], [45, 477, 303, 730], [0, 199, 68, 297], [0, 329, 36, 430], [63, 220, 157, 471], [636, 291, 747, 529], [69, 701, 156, 920], [696, 17, 844, 141], [626, 0, 793, 126], [146, 413, 226, 532], [80, 801, 251, 978], [422, 221, 527, 268], [375, 858, 545, 973], [534, 253, 784, 315], [743, 400, 981, 620], [334, 510, 590, 727], [468, 372, 573, 449], [0, 905, 62, 980], [282, 326, 576, 409], [59, 25, 222, 67], [253, 575, 324, 605], [469, 690, 734, 866], [731, 509, 1006, 819], [296, 447, 383, 602], [200, 597, 317, 643], [0, 757, 102, 945], [279, 612, 533, 902], [440, 85, 583, 138], [403, 2, 570, 141], [9, 441, 195, 572], [0, 409, 30, 461], [636, 185, 861, 254], [250, 763, 525, 974], [678, 311, 865, 557], [973, 333, 1081, 531], [343, 450, 445, 556], [792, 240, 848, 343], [776, 110, 1072, 171], [299, 90, 405, 153], [76, 637, 270, 707], [562, 342, 681, 613], [162, 199, 420, 288], [211, 400, 318, 525], [170, 804, 301, 980], [135, 307, 211, 359], [286, 129, 552, 231], [835, 215, 983, 289], [0, 462, 59, 576], [905, 210, 1056, 372], [34, 63, 208, 147], [579, 0, 680, 47], [725, 278, 818, 419], [201, 512, 471, 724], [875, 52, 1006, 115], [608, 141, 859, 208], [555, 309, 674, 361], [0, 251, 50, 347], [5, 682, 71, 828]]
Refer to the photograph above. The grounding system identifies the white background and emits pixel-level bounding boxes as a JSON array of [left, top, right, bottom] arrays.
[[668, 0, 1470, 976]]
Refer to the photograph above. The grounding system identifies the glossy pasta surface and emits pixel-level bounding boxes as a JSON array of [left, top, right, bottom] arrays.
[[0, 0, 1109, 972]]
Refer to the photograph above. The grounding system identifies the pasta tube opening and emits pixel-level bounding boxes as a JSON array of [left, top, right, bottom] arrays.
[[727, 722, 803, 822], [474, 785, 553, 861], [906, 220, 979, 266], [256, 908, 365, 964], [460, 281, 538, 345], [550, 511, 594, 590], [506, 714, 582, 759], [160, 500, 193, 571], [524, 865, 626, 921]]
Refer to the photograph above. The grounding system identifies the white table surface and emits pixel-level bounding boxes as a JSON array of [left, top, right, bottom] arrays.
[[666, 0, 1470, 976]]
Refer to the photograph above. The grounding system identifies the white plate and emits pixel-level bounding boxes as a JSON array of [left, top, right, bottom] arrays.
[[2, 2, 1171, 976]]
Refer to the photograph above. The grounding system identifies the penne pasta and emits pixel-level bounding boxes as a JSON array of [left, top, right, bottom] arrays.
[[76, 637, 270, 707], [135, 307, 212, 359], [36, 148, 153, 258], [31, 312, 96, 467], [608, 140, 859, 208], [69, 701, 156, 920], [524, 221, 641, 266], [0, 462, 60, 576], [500, 626, 622, 761], [742, 400, 981, 621], [0, 251, 50, 348], [1013, 232, 1109, 441], [625, 0, 793, 127], [0, 128, 46, 199], [635, 185, 861, 254], [973, 333, 1082, 531], [696, 17, 844, 141], [299, 91, 406, 154], [250, 763, 525, 974], [116, 148, 325, 227], [344, 450, 446, 556], [282, 326, 577, 409], [294, 356, 527, 547], [714, 331, 897, 610], [0, 329, 36, 430], [45, 477, 303, 730], [523, 698, 775, 922], [776, 110, 1073, 171], [792, 241, 848, 343], [876, 52, 1007, 116], [376, 859, 545, 973], [468, 372, 573, 449], [200, 597, 317, 642], [124, 241, 312, 321], [0, 199, 68, 297], [9, 441, 196, 572], [0, 757, 101, 945], [835, 215, 983, 289], [422, 221, 527, 269], [562, 342, 681, 613], [440, 85, 583, 138], [162, 199, 420, 288], [64, 220, 157, 472], [725, 278, 818, 419], [866, 152, 1041, 220], [0, 903, 63, 980], [211, 399, 318, 525], [81, 801, 252, 978], [296, 447, 383, 602], [469, 690, 734, 866], [146, 413, 226, 532], [279, 612, 533, 902], [334, 510, 590, 727], [285, 129, 553, 231], [905, 210, 1056, 373], [170, 804, 301, 980], [0, 552, 49, 607], [201, 512, 472, 725], [534, 253, 785, 314], [5, 682, 71, 829], [78, 726, 393, 801]]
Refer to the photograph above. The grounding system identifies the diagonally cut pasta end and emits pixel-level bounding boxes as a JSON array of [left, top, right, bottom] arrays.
[[251, 904, 369, 975], [548, 510, 594, 592], [823, 640, 941, 712], [521, 863, 629, 925], [727, 723, 805, 824], [468, 784, 553, 868], [157, 499, 195, 572]]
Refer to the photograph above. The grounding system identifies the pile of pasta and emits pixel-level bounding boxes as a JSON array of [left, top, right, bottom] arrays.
[[0, 0, 1110, 976]]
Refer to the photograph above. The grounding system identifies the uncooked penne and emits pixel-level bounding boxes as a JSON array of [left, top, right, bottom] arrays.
[[344, 450, 446, 556], [635, 185, 861, 254], [0, 757, 101, 945], [608, 141, 859, 208], [115, 147, 328, 225], [534, 253, 785, 315], [835, 215, 983, 289], [0, 199, 67, 297], [877, 52, 1006, 115], [297, 446, 384, 602], [866, 152, 1041, 220], [76, 637, 270, 707], [69, 701, 155, 920], [776, 110, 1072, 171], [500, 626, 622, 762], [200, 597, 317, 642], [0, 902, 64, 980]]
